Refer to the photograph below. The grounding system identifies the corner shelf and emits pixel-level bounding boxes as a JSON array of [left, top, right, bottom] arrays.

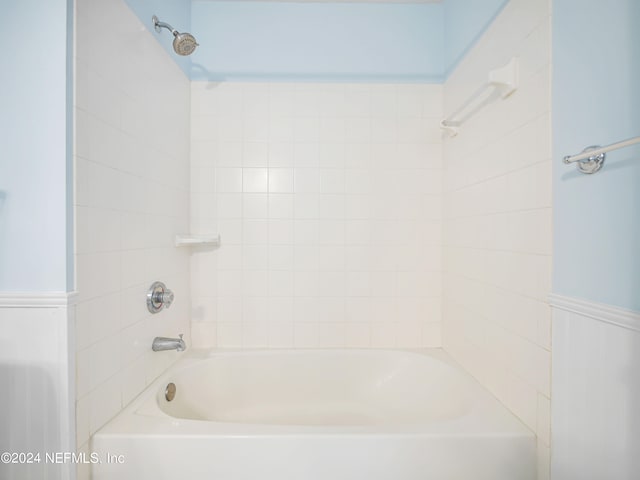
[[175, 234, 221, 248]]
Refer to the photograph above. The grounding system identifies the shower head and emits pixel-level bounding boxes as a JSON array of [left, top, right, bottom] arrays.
[[152, 15, 199, 56]]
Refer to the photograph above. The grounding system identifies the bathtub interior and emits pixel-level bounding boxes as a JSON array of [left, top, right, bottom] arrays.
[[93, 349, 536, 480], [154, 350, 477, 426]]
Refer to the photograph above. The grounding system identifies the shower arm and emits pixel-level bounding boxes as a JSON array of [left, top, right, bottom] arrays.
[[153, 16, 178, 37]]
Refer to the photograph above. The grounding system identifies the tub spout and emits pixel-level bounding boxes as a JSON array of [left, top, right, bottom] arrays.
[[152, 334, 186, 352]]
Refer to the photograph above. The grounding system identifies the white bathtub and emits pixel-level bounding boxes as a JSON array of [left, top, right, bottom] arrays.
[[92, 349, 535, 480]]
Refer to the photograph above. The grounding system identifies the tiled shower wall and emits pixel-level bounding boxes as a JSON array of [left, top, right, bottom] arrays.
[[190, 83, 443, 348], [442, 0, 552, 478], [73, 0, 190, 470]]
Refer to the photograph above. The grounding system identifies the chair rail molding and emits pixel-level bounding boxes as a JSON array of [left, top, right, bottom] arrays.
[[549, 293, 640, 333], [0, 292, 78, 308]]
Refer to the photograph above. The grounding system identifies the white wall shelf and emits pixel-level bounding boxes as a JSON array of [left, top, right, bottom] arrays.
[[175, 234, 221, 248]]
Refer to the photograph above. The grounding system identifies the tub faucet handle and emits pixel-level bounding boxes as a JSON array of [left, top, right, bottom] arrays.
[[160, 289, 174, 308], [147, 281, 174, 313]]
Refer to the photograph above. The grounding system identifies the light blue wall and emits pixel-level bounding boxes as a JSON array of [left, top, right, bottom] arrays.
[[443, 0, 508, 76], [124, 0, 192, 77], [553, 0, 640, 311], [0, 0, 73, 292], [190, 1, 444, 82], [124, 0, 509, 82]]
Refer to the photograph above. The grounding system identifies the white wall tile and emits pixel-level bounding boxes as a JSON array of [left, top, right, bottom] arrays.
[[74, 0, 191, 464], [269, 194, 294, 219], [217, 168, 243, 192], [191, 82, 443, 349], [294, 323, 320, 348], [442, 0, 551, 474], [191, 322, 217, 348], [243, 193, 269, 219], [269, 168, 294, 193], [345, 322, 371, 347], [243, 168, 269, 193]]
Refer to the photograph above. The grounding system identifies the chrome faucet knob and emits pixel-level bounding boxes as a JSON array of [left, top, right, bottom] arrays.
[[147, 282, 175, 314], [160, 290, 174, 308]]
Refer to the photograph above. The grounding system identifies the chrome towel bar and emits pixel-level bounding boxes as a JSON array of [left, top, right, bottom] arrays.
[[563, 136, 640, 174]]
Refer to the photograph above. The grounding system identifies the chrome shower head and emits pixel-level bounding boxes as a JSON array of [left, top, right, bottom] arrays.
[[152, 15, 199, 56], [172, 31, 199, 56]]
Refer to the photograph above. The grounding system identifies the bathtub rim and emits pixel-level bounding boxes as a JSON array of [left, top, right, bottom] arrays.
[[94, 348, 535, 439]]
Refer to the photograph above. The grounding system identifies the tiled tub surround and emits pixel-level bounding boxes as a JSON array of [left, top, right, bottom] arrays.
[[72, 3, 553, 479], [190, 82, 444, 349], [73, 0, 191, 471], [442, 0, 552, 478]]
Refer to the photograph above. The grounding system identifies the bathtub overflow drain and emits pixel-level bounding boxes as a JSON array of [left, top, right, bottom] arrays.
[[165, 382, 176, 402]]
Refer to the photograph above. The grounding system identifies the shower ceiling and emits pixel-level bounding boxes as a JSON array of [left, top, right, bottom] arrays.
[[199, 0, 442, 3]]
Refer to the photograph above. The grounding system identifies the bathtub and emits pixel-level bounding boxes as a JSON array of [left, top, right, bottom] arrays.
[[91, 349, 535, 480]]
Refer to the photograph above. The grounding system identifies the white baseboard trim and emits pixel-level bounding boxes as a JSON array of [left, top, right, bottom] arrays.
[[549, 293, 640, 333], [0, 292, 78, 308]]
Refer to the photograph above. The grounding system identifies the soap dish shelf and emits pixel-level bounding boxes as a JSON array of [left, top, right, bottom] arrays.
[[175, 234, 221, 248]]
